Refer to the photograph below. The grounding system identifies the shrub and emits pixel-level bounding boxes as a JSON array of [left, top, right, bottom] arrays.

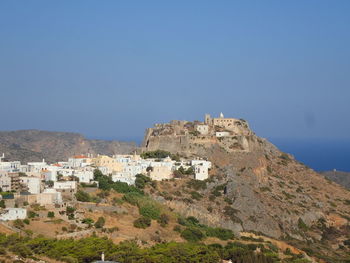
[[190, 191, 203, 201], [206, 227, 234, 240], [139, 203, 160, 220], [82, 218, 94, 226], [23, 219, 30, 225], [260, 186, 271, 192], [173, 225, 182, 232], [134, 216, 151, 229], [187, 179, 207, 190], [157, 214, 169, 227], [123, 192, 143, 205], [13, 219, 24, 229], [135, 174, 151, 189], [94, 217, 105, 229], [47, 211, 55, 218], [27, 211, 38, 219], [298, 218, 308, 231], [181, 227, 205, 242]]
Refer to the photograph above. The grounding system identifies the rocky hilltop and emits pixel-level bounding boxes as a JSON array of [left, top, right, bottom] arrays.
[[142, 113, 350, 261], [0, 130, 136, 163]]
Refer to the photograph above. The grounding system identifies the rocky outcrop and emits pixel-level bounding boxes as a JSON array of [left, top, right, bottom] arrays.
[[142, 117, 350, 260]]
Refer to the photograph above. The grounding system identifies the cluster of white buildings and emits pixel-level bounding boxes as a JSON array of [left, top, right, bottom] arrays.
[[0, 152, 211, 221], [111, 155, 211, 184]]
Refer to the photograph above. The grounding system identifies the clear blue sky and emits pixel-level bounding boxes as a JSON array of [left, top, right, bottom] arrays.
[[1, 1, 349, 141]]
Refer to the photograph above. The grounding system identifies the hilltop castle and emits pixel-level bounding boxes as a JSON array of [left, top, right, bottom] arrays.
[[142, 113, 252, 153]]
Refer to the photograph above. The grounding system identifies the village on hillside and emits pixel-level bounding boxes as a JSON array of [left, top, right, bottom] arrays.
[[0, 150, 211, 222]]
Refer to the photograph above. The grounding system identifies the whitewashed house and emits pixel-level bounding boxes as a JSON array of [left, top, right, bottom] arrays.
[[194, 165, 209, 180], [0, 171, 11, 192], [0, 208, 27, 221], [53, 181, 77, 190], [74, 170, 94, 183], [28, 160, 47, 173], [20, 176, 41, 194], [37, 189, 62, 205]]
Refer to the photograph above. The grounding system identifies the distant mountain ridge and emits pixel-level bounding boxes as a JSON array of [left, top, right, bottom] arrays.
[[321, 170, 350, 189], [0, 129, 137, 163]]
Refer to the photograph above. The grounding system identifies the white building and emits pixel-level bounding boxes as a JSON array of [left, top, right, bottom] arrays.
[[215, 131, 231, 137], [0, 208, 27, 221], [53, 181, 77, 190], [191, 160, 212, 169], [149, 166, 173, 181], [194, 165, 209, 180], [112, 172, 136, 185], [42, 169, 57, 182], [20, 176, 41, 194], [0, 171, 11, 192], [27, 160, 47, 173], [0, 161, 21, 173], [68, 155, 90, 168], [37, 189, 62, 205], [74, 170, 94, 183], [191, 160, 211, 181], [195, 124, 209, 135]]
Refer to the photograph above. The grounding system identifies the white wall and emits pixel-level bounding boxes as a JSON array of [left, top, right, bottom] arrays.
[[0, 208, 27, 221]]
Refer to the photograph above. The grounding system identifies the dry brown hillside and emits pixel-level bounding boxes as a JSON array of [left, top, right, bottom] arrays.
[[142, 118, 350, 262], [0, 129, 136, 163]]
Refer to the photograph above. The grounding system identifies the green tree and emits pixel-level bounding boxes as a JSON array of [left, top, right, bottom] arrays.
[[93, 169, 104, 180], [135, 174, 151, 189]]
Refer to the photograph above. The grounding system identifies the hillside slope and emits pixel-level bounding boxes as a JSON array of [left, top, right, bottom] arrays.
[[0, 130, 136, 163], [142, 119, 350, 262]]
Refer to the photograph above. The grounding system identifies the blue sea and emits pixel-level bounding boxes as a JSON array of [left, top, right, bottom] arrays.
[[94, 136, 350, 173], [269, 138, 350, 172]]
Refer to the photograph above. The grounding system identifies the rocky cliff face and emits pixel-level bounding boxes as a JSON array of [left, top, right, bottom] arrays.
[[143, 119, 350, 261], [0, 130, 136, 163]]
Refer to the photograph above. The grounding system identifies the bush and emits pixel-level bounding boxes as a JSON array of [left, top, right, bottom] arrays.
[[181, 227, 205, 242], [82, 218, 94, 226], [298, 218, 308, 231], [135, 174, 151, 189], [187, 179, 207, 190], [123, 192, 144, 206], [157, 214, 169, 227], [13, 219, 24, 229], [47, 211, 55, 218], [139, 203, 160, 220], [190, 191, 203, 201], [206, 227, 234, 240], [28, 211, 38, 218], [94, 217, 105, 229], [134, 216, 151, 229]]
